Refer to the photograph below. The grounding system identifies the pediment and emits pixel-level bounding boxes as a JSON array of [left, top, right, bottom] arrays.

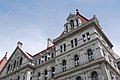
[[0, 46, 33, 76]]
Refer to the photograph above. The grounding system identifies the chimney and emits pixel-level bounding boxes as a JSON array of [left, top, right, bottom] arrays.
[[47, 38, 54, 48], [17, 41, 23, 48]]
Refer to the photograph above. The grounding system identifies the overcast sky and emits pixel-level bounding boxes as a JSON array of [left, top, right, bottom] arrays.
[[0, 0, 120, 59]]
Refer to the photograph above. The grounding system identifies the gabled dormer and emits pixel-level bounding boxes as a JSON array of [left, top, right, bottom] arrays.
[[0, 41, 34, 77], [64, 9, 88, 34]]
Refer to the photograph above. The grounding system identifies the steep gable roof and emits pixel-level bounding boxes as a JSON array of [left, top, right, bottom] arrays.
[[0, 42, 33, 75], [0, 53, 7, 72], [59, 10, 89, 37]]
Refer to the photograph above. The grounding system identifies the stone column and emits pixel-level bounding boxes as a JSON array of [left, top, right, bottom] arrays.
[[71, 57, 75, 68], [59, 62, 63, 72], [85, 71, 90, 80], [74, 20, 77, 28], [100, 63, 109, 80], [41, 69, 45, 80], [55, 64, 59, 74]]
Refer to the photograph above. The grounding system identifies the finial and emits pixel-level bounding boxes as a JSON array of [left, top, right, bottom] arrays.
[[76, 9, 80, 15], [17, 41, 23, 48], [76, 9, 78, 12], [4, 52, 7, 58]]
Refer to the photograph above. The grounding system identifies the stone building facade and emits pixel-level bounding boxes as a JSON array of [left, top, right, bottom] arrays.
[[0, 10, 120, 80]]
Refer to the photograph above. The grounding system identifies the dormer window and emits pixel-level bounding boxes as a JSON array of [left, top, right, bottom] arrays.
[[45, 55, 47, 62], [51, 53, 54, 58], [38, 59, 41, 64], [65, 25, 68, 32], [47, 53, 50, 60], [41, 56, 44, 63], [76, 19, 79, 26], [70, 20, 74, 29]]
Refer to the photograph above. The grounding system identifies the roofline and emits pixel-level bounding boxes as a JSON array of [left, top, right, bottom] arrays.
[[33, 45, 55, 57], [53, 19, 113, 48]]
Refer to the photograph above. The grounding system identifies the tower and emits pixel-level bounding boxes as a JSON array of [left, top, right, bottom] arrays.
[[53, 10, 120, 80]]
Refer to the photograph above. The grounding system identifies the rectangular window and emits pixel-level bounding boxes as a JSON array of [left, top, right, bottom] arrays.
[[74, 38, 77, 46], [51, 53, 54, 58], [45, 55, 47, 62], [60, 45, 62, 53], [82, 34, 86, 42], [47, 53, 50, 60], [71, 40, 74, 48], [38, 59, 41, 64], [41, 56, 44, 63], [63, 43, 66, 51], [86, 32, 90, 40]]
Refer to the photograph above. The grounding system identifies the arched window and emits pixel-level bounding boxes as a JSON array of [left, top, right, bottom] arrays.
[[76, 76, 81, 80], [87, 49, 94, 61], [7, 63, 10, 72], [74, 55, 79, 67], [18, 76, 20, 80], [52, 67, 55, 78], [20, 57, 23, 65], [44, 70, 47, 80], [38, 72, 41, 80], [23, 76, 25, 80], [13, 60, 16, 68], [62, 60, 66, 71], [91, 71, 99, 80], [70, 20, 74, 29]]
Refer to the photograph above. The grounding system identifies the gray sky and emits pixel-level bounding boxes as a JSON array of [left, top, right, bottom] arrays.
[[0, 0, 120, 59]]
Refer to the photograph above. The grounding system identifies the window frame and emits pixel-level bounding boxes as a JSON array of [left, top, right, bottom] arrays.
[[62, 60, 67, 71], [74, 55, 79, 67]]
